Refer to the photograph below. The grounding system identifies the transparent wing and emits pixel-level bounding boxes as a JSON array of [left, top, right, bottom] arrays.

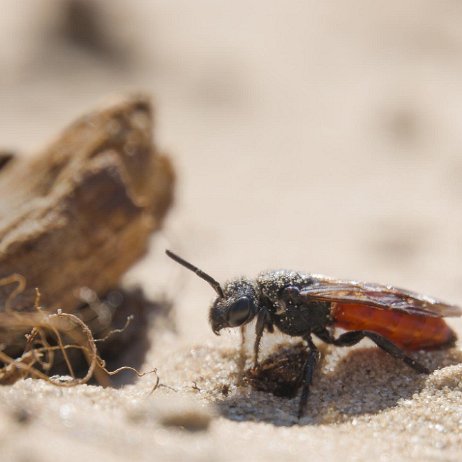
[[299, 276, 462, 318]]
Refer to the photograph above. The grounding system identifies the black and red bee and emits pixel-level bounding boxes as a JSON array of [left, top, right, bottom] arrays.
[[166, 250, 461, 418]]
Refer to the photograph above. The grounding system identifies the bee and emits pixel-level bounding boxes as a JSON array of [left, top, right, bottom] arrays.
[[166, 250, 461, 418]]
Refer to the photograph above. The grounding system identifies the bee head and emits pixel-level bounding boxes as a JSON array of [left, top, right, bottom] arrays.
[[209, 279, 258, 334], [165, 250, 258, 335]]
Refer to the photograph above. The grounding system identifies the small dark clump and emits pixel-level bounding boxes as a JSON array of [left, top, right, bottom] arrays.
[[221, 384, 230, 396], [11, 406, 33, 425], [245, 343, 308, 398], [0, 151, 14, 171]]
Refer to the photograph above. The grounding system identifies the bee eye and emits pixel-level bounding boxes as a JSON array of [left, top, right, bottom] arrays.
[[227, 297, 252, 326]]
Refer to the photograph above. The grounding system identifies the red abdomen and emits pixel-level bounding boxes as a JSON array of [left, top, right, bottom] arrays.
[[331, 303, 456, 350]]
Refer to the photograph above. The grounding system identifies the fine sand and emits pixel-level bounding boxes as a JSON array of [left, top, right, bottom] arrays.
[[1, 2, 462, 461]]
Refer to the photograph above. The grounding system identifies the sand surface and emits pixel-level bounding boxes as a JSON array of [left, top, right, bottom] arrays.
[[1, 1, 462, 461]]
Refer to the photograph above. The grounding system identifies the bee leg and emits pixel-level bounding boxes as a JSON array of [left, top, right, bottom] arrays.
[[237, 325, 247, 384], [316, 329, 429, 374], [253, 308, 271, 368], [298, 335, 320, 419]]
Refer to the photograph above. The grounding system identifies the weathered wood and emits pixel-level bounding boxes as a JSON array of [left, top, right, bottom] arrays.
[[0, 95, 174, 332]]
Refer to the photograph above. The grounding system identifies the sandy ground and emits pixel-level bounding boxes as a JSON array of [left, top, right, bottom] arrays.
[[1, 1, 462, 461]]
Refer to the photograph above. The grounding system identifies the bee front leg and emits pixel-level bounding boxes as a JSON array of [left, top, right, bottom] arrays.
[[253, 308, 271, 368], [237, 325, 247, 384], [298, 334, 320, 419]]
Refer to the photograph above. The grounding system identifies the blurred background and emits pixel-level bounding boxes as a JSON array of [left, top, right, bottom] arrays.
[[1, 0, 462, 342]]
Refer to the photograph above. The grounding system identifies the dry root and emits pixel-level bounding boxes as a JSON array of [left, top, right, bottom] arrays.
[[0, 275, 155, 387]]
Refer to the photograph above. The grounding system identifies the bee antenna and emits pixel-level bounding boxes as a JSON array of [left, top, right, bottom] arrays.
[[165, 250, 224, 298]]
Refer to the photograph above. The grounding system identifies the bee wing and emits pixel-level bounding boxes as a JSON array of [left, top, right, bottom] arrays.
[[299, 277, 462, 318]]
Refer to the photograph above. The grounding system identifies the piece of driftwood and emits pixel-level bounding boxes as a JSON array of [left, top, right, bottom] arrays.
[[0, 95, 174, 349]]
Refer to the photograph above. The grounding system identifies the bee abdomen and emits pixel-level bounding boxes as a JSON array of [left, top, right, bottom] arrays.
[[331, 303, 456, 350]]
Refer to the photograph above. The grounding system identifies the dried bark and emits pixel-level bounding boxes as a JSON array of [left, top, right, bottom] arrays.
[[0, 95, 174, 347]]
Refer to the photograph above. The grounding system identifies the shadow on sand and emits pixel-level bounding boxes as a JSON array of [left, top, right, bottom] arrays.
[[215, 344, 462, 426]]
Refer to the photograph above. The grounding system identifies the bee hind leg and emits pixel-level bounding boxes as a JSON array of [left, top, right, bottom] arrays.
[[315, 329, 429, 374]]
